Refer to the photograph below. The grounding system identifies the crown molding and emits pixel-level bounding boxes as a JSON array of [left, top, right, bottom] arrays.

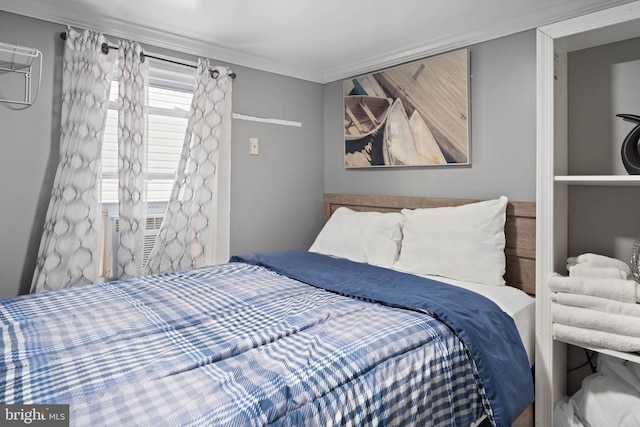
[[538, 0, 640, 51], [323, 0, 636, 82], [1, 0, 634, 84], [0, 1, 325, 83]]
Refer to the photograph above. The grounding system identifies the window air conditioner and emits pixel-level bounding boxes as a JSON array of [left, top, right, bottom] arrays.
[[103, 214, 164, 280]]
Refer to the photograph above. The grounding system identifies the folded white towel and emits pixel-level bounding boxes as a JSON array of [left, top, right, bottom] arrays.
[[553, 322, 640, 352], [552, 292, 640, 317], [567, 253, 631, 278], [552, 302, 640, 337], [549, 273, 640, 303], [568, 264, 627, 279]]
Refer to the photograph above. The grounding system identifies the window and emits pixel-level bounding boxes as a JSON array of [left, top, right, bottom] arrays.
[[101, 60, 195, 209], [100, 60, 196, 278]]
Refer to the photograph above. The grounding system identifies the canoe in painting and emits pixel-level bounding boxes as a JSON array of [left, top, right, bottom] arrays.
[[345, 122, 386, 167], [408, 110, 447, 165], [344, 95, 392, 141], [383, 98, 420, 166], [347, 74, 387, 98]]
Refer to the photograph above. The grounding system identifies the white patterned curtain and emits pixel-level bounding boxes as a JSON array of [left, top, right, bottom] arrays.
[[115, 40, 148, 279], [31, 28, 115, 293], [145, 61, 233, 274]]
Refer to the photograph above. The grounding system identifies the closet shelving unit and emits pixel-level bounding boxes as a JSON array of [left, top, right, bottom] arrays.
[[536, 1, 640, 425]]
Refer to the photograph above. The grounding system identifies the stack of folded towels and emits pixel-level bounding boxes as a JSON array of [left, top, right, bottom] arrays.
[[550, 253, 640, 352]]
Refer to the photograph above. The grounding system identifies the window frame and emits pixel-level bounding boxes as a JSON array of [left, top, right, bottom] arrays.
[[101, 59, 196, 212], [99, 56, 231, 272]]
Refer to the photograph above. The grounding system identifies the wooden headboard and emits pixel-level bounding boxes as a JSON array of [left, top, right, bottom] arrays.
[[322, 193, 536, 295]]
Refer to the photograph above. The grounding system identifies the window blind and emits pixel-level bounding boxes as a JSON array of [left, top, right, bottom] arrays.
[[101, 62, 195, 203]]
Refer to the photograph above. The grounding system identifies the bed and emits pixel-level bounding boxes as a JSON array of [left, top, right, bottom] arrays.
[[0, 193, 535, 427]]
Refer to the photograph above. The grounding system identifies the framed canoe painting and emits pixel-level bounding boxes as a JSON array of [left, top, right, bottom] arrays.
[[344, 49, 470, 168]]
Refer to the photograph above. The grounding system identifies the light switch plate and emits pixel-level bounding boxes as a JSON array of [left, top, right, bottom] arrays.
[[249, 138, 259, 155]]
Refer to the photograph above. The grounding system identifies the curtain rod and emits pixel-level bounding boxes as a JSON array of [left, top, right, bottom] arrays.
[[59, 32, 236, 80]]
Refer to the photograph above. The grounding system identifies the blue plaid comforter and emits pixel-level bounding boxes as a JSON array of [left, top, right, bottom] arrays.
[[0, 251, 531, 426]]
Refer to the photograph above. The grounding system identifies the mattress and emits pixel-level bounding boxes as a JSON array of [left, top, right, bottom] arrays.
[[415, 274, 536, 367], [0, 250, 533, 426]]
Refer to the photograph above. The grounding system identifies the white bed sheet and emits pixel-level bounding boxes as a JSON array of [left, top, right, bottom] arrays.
[[415, 274, 536, 367]]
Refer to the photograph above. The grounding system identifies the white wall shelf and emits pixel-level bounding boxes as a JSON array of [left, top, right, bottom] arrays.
[[555, 175, 640, 185], [0, 41, 41, 106], [555, 338, 640, 365]]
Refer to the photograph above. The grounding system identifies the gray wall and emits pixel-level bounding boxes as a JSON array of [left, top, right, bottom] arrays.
[[0, 10, 324, 298], [230, 69, 325, 255], [567, 37, 640, 261], [0, 10, 539, 299], [0, 13, 63, 299], [564, 36, 640, 395], [323, 30, 537, 202]]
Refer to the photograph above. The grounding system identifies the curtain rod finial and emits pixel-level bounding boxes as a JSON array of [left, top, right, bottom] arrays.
[[210, 68, 236, 80]]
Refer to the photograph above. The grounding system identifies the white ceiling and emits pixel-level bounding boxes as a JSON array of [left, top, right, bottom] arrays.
[[0, 0, 635, 83]]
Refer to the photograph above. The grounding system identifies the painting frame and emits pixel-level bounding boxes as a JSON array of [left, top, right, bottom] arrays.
[[344, 49, 470, 168]]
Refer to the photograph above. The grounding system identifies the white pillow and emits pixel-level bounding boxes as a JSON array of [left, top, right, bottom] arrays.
[[394, 196, 508, 286], [309, 207, 404, 268]]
